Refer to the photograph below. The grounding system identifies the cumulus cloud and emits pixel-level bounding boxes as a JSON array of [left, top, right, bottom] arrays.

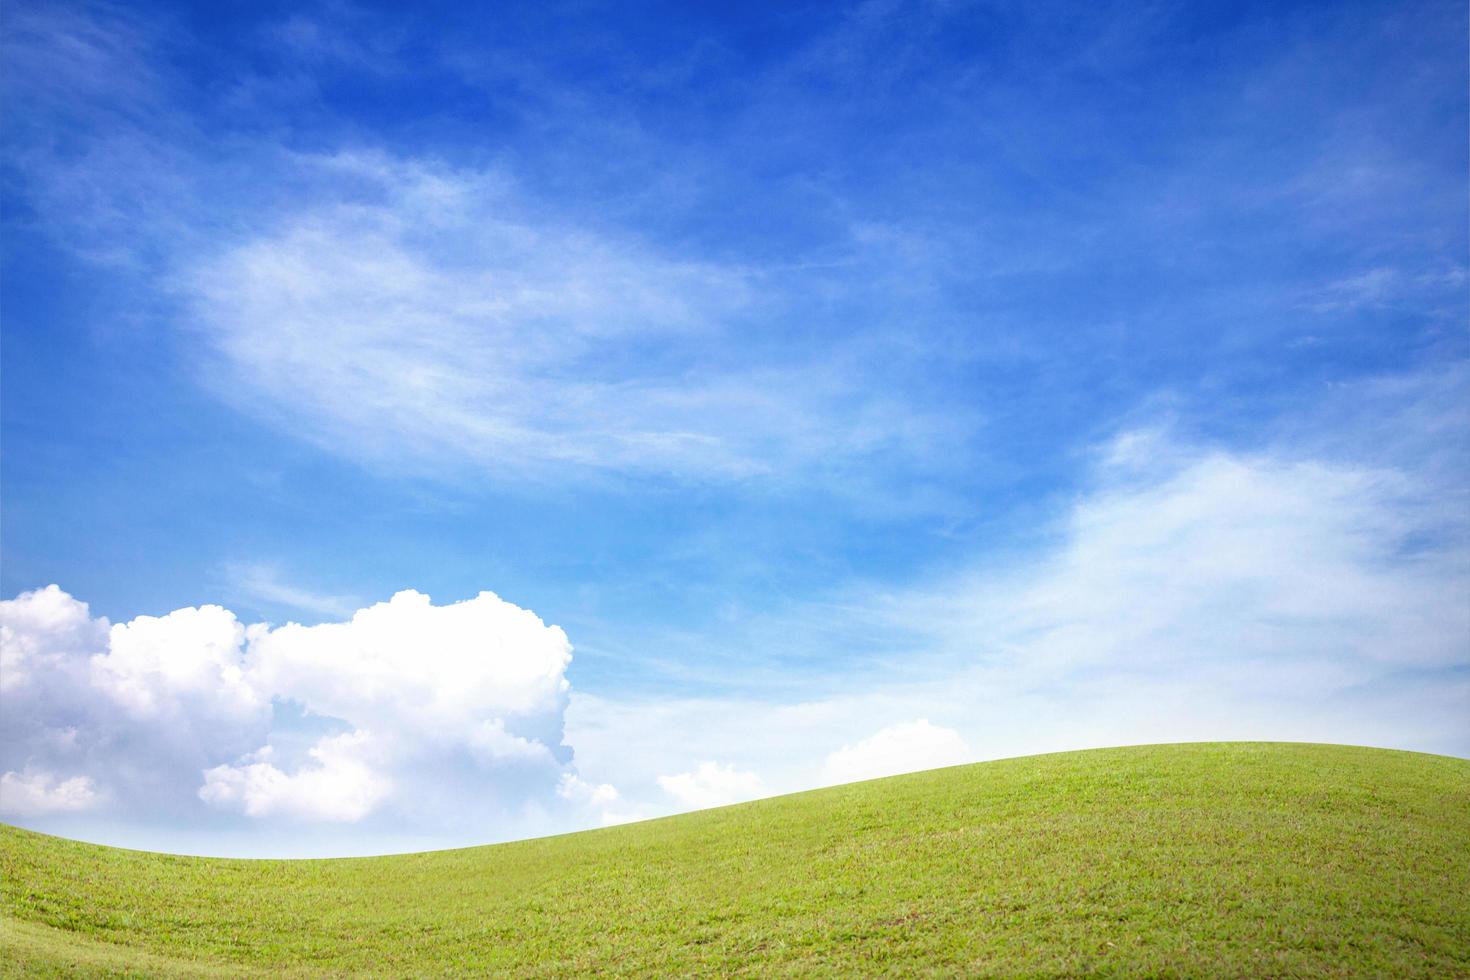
[[552, 775, 617, 811], [246, 589, 572, 764], [555, 773, 641, 827], [0, 586, 579, 831], [93, 604, 263, 724], [0, 584, 108, 694], [557, 773, 619, 808], [821, 720, 970, 786], [0, 768, 101, 817], [200, 732, 388, 822], [658, 762, 768, 810], [1, 585, 265, 816], [469, 720, 558, 764]]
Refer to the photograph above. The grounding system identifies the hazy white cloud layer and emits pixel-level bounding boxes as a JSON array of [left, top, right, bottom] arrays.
[[567, 432, 1469, 800], [821, 721, 971, 787], [658, 762, 769, 809], [0, 768, 101, 818]]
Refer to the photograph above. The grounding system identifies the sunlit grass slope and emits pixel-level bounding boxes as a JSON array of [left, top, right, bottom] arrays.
[[3, 743, 1467, 977]]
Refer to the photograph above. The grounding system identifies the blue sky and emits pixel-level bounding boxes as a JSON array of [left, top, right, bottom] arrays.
[[1, 0, 1466, 856]]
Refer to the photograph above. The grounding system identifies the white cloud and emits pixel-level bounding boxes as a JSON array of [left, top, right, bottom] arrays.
[[1, 587, 270, 807], [4, 422, 1466, 847], [224, 563, 359, 619], [557, 773, 619, 808], [658, 761, 767, 810], [93, 605, 264, 724], [181, 154, 748, 478], [821, 720, 970, 786], [174, 152, 942, 483], [553, 772, 630, 827], [1, 586, 578, 829], [245, 589, 572, 759], [469, 719, 558, 764], [1298, 264, 1467, 314], [232, 589, 575, 824], [0, 584, 107, 694], [953, 441, 1470, 675], [200, 731, 388, 822], [0, 768, 101, 817], [5, 1, 958, 491], [569, 428, 1470, 804]]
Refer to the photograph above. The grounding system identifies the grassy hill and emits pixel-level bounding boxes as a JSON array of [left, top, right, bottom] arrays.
[[3, 742, 1467, 976]]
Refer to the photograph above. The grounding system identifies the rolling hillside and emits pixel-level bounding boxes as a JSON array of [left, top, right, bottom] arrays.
[[3, 742, 1467, 976]]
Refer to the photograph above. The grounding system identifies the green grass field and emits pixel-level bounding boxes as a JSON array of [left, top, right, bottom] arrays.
[[3, 742, 1467, 977]]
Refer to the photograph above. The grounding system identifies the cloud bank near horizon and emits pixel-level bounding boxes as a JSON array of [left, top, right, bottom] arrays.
[[563, 424, 1470, 805], [2, 417, 1467, 853]]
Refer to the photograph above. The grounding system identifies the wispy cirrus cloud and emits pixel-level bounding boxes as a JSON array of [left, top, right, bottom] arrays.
[[223, 563, 361, 620], [1296, 264, 1469, 315], [5, 2, 961, 488], [6, 0, 1461, 495], [180, 152, 959, 483], [177, 152, 815, 481], [4, 6, 959, 482]]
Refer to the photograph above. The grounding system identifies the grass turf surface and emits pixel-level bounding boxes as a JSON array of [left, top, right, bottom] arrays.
[[2, 742, 1467, 977]]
